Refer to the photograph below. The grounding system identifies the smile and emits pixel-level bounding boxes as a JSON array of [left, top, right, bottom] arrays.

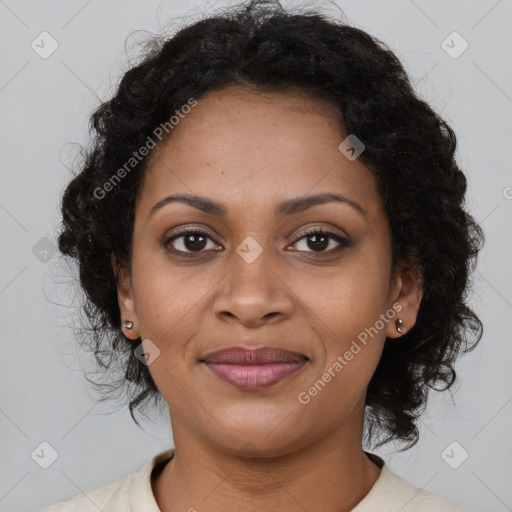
[[199, 345, 309, 390], [202, 360, 308, 390]]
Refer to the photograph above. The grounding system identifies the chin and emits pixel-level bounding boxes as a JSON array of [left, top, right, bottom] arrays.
[[205, 416, 313, 458]]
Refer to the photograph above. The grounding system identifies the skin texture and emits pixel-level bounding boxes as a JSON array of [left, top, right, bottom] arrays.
[[116, 86, 423, 512]]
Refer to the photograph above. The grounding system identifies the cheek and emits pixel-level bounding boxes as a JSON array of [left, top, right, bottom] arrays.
[[131, 249, 208, 340], [130, 239, 228, 375], [302, 259, 390, 338], [296, 357, 377, 437], [298, 299, 387, 428], [299, 250, 390, 382]]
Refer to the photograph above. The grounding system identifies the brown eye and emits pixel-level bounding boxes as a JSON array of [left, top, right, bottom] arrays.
[[289, 228, 350, 256], [164, 229, 220, 257], [163, 227, 350, 259]]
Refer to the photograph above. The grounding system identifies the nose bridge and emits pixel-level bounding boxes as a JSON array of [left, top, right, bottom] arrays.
[[231, 233, 277, 300], [213, 233, 293, 324]]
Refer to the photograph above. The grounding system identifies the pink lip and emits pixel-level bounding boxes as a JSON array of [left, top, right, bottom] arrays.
[[200, 346, 308, 390]]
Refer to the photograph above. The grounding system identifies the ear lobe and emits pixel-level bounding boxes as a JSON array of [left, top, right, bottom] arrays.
[[111, 254, 139, 338], [386, 264, 424, 339]]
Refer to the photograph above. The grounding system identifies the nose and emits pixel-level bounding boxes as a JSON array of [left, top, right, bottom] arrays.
[[212, 245, 294, 327]]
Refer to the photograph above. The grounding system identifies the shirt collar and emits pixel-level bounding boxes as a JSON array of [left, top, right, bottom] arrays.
[[130, 448, 388, 512], [131, 448, 175, 512]]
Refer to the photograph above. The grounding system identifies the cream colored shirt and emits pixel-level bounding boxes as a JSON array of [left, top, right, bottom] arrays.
[[40, 449, 464, 511]]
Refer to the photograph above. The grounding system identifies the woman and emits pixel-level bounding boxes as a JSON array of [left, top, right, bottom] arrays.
[[41, 1, 483, 510]]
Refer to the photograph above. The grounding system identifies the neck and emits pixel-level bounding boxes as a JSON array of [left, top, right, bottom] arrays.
[[152, 419, 382, 512]]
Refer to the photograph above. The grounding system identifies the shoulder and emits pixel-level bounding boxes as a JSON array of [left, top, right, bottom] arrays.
[[355, 453, 464, 512], [39, 473, 134, 512], [375, 465, 464, 511], [39, 448, 174, 512]]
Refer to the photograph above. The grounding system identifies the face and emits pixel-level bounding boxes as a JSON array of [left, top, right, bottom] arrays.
[[116, 86, 423, 456]]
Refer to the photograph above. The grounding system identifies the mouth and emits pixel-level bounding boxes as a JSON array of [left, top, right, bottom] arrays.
[[199, 346, 309, 390]]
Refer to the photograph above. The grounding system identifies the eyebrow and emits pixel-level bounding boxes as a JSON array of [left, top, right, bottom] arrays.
[[148, 192, 365, 219]]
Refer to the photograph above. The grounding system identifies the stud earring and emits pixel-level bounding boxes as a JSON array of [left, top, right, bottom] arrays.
[[395, 318, 404, 333], [122, 320, 133, 330]]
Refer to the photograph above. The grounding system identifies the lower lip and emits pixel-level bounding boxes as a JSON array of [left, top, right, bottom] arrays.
[[203, 361, 307, 390]]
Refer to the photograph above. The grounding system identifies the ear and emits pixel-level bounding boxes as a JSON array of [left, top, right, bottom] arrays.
[[111, 254, 140, 340], [386, 262, 424, 339]]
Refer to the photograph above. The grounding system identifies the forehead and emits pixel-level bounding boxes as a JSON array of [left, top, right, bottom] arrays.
[[137, 86, 382, 220]]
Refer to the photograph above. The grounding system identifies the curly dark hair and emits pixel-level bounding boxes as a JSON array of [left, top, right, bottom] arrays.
[[56, 0, 484, 450]]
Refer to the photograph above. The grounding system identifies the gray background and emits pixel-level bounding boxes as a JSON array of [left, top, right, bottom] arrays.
[[1, 1, 511, 511]]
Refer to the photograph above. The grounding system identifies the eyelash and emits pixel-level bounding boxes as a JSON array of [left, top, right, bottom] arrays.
[[163, 227, 350, 259]]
